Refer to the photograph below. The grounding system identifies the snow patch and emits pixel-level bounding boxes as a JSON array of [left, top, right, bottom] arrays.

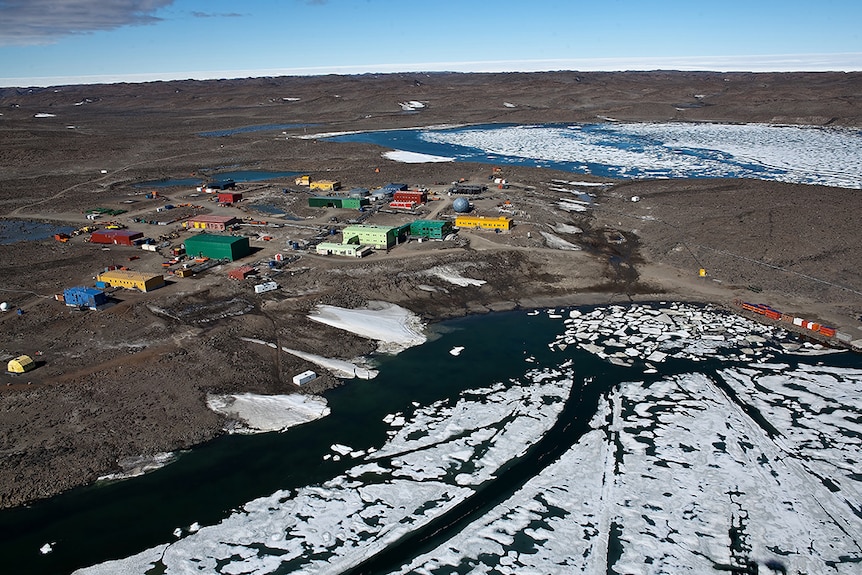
[[308, 301, 426, 354], [206, 393, 330, 434], [382, 150, 454, 163]]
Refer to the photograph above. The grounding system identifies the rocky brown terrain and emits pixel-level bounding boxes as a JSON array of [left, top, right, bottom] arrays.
[[1, 70, 860, 508]]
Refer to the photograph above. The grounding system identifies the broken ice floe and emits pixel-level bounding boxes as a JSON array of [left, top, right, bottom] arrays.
[[76, 365, 574, 574], [551, 302, 794, 367], [396, 367, 862, 574], [449, 346, 464, 356], [75, 322, 862, 575]]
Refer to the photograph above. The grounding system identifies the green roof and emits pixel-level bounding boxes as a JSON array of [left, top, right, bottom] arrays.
[[184, 233, 246, 245]]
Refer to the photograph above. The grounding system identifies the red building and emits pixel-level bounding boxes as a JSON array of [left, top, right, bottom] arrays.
[[217, 192, 243, 204], [228, 265, 256, 280], [90, 230, 143, 246], [392, 190, 426, 205], [388, 200, 417, 210]]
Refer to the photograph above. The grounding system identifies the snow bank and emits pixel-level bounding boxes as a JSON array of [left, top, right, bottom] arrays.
[[240, 337, 378, 379], [425, 265, 486, 287], [308, 301, 426, 354], [398, 100, 425, 111], [382, 150, 454, 163], [206, 393, 329, 434], [280, 347, 378, 379], [98, 452, 178, 482], [539, 231, 581, 250]]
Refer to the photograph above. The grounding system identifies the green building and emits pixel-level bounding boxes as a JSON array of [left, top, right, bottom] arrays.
[[342, 225, 397, 250], [308, 196, 369, 210], [409, 220, 453, 239], [184, 233, 250, 261]]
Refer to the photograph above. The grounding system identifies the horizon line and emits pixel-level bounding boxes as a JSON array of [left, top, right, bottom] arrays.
[[2, 53, 861, 88]]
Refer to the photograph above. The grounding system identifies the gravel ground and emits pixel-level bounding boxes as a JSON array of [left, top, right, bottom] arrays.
[[0, 70, 860, 508]]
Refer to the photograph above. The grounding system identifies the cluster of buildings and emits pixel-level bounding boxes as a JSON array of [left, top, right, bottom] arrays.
[[313, 216, 511, 258], [60, 175, 515, 309]]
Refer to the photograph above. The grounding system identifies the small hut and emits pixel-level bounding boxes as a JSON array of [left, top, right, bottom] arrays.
[[7, 355, 35, 374]]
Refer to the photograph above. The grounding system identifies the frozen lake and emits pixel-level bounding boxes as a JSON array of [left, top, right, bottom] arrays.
[[327, 122, 862, 188]]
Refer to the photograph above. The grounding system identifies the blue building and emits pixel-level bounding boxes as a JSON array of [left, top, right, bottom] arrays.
[[63, 287, 107, 310]]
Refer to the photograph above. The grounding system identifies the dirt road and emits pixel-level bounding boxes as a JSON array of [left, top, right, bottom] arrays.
[[0, 70, 860, 508]]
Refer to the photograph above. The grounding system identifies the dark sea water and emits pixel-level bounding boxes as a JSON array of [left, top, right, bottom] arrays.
[[1, 306, 859, 574], [0, 310, 565, 573]]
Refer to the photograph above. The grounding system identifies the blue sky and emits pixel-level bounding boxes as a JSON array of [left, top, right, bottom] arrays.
[[1, 0, 861, 87]]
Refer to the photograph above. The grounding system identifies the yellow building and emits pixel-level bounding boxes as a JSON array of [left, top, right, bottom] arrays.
[[96, 270, 165, 292], [309, 179, 341, 192], [455, 215, 512, 231], [294, 174, 310, 186], [7, 355, 35, 374]]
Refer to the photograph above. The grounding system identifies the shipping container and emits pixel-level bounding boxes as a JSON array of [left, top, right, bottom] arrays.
[[292, 370, 317, 386], [254, 281, 278, 294]]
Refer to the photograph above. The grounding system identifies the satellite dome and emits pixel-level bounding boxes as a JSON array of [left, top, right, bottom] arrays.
[[452, 197, 470, 213], [0, 302, 7, 312]]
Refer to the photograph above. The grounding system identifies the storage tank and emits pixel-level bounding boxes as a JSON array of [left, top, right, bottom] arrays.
[[453, 197, 471, 213]]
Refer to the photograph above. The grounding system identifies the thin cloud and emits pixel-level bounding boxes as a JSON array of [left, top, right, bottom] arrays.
[[191, 11, 243, 18], [0, 0, 174, 46]]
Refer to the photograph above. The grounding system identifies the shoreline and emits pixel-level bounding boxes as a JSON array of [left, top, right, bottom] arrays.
[[1, 70, 861, 511]]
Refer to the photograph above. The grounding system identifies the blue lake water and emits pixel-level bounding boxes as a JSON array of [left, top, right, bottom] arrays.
[[198, 124, 314, 137], [134, 170, 301, 189], [0, 220, 75, 245]]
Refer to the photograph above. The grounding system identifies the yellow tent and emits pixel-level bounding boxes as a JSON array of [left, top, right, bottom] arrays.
[[7, 355, 35, 374]]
